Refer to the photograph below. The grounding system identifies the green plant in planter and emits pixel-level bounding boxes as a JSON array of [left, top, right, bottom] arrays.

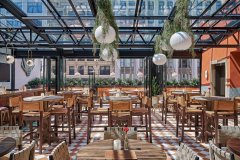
[[190, 78, 199, 86], [27, 78, 41, 88], [93, 0, 119, 57], [152, 76, 161, 96]]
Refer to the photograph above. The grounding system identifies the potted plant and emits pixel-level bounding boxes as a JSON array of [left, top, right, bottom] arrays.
[[152, 76, 161, 107]]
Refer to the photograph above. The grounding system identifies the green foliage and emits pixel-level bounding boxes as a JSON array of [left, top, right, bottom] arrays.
[[154, 21, 174, 57], [173, 0, 195, 57], [154, 0, 195, 57], [65, 78, 83, 87], [93, 0, 119, 56], [95, 78, 143, 87], [165, 79, 199, 87], [27, 78, 42, 88], [152, 76, 161, 96]]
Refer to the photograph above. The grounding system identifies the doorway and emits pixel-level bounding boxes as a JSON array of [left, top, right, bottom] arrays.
[[213, 63, 225, 96]]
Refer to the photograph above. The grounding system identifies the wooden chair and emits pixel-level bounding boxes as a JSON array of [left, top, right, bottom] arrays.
[[20, 101, 50, 154], [49, 96, 76, 144], [49, 141, 70, 160], [175, 142, 200, 160], [163, 91, 177, 124], [0, 126, 22, 149], [9, 96, 22, 125], [209, 140, 235, 160], [109, 100, 132, 127], [215, 125, 240, 148], [87, 96, 109, 144], [132, 96, 149, 138], [0, 106, 9, 126], [204, 100, 238, 142], [176, 96, 203, 142], [9, 140, 35, 160]]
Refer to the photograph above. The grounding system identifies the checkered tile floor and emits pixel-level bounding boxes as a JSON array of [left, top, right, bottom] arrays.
[[23, 109, 212, 160]]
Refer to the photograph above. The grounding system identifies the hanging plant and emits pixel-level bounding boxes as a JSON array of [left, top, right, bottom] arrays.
[[92, 0, 119, 58], [154, 20, 174, 57], [170, 0, 196, 57]]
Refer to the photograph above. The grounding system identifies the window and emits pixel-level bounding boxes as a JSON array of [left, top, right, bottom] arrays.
[[159, 1, 164, 10], [7, 20, 21, 27], [78, 66, 84, 75], [100, 66, 110, 75], [129, 1, 135, 6], [167, 1, 173, 9], [69, 66, 74, 75], [148, 1, 154, 10], [52, 66, 56, 74], [27, 2, 42, 13], [216, 1, 222, 9], [88, 66, 94, 75], [120, 1, 126, 9]]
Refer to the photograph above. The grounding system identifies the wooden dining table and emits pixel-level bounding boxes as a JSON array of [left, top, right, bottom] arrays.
[[77, 139, 167, 160], [0, 137, 16, 157]]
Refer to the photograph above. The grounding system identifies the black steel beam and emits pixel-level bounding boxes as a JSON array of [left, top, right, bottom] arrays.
[[191, 0, 218, 27], [0, 0, 52, 43], [67, 0, 92, 41], [14, 49, 201, 59], [0, 15, 237, 20], [5, 43, 240, 48], [88, 0, 97, 17]]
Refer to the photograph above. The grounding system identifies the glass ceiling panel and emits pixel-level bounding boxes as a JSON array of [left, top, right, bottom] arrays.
[[116, 20, 134, 27], [138, 20, 164, 27], [140, 0, 175, 16], [72, 0, 93, 16], [112, 0, 136, 16]]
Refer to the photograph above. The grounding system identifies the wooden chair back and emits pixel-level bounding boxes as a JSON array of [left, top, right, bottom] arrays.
[[67, 95, 76, 108], [213, 100, 236, 111], [186, 92, 201, 103], [9, 140, 35, 160], [20, 101, 44, 112], [49, 141, 70, 160], [9, 96, 22, 107], [110, 101, 132, 112], [177, 96, 186, 107], [63, 93, 73, 101]]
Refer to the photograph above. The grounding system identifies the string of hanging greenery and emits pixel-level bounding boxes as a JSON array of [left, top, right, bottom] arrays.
[[92, 0, 119, 61], [154, 0, 195, 61]]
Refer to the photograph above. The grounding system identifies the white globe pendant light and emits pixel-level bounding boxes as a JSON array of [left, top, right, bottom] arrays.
[[26, 59, 34, 67], [6, 55, 15, 64], [100, 48, 118, 61], [152, 53, 167, 65], [95, 26, 116, 44], [170, 31, 192, 50]]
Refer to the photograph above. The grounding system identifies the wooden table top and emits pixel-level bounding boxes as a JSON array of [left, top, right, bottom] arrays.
[[23, 95, 63, 102], [57, 90, 84, 95], [227, 138, 240, 156], [0, 137, 16, 157], [191, 96, 232, 101], [77, 139, 167, 160]]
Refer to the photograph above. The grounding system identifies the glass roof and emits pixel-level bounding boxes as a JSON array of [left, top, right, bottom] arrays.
[[0, 0, 239, 50]]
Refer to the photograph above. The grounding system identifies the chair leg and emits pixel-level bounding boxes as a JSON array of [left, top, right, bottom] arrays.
[[72, 111, 76, 139], [148, 109, 152, 143], [145, 113, 148, 138], [68, 112, 71, 144], [39, 119, 43, 154], [176, 109, 179, 137], [164, 106, 167, 124], [87, 114, 91, 144]]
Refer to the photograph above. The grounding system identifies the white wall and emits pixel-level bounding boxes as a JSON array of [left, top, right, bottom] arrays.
[[15, 59, 41, 89]]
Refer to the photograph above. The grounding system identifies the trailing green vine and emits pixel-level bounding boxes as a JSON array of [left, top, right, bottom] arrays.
[[154, 0, 196, 57], [173, 0, 196, 57], [93, 0, 119, 58], [154, 20, 174, 57]]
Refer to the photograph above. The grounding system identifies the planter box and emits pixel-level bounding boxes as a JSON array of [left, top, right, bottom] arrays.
[[165, 86, 200, 92], [97, 86, 144, 97]]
